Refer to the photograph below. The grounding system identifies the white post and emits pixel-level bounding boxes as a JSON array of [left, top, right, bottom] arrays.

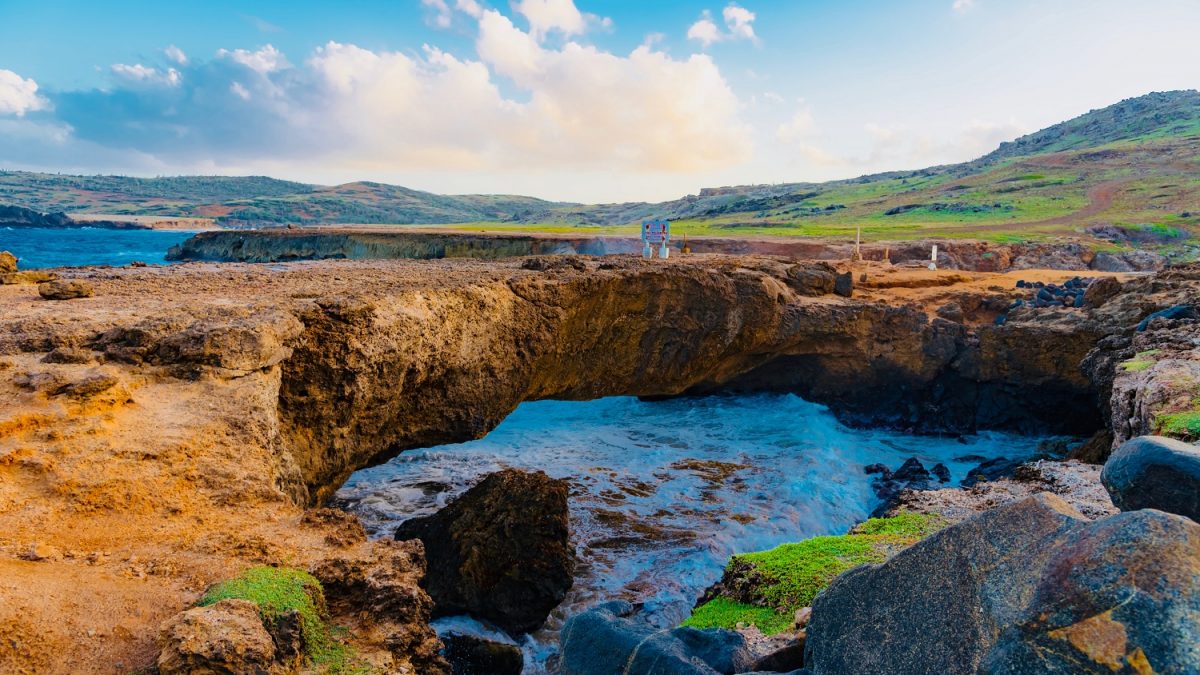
[[929, 244, 938, 271]]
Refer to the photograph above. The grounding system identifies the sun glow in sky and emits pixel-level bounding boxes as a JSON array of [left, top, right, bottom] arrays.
[[0, 0, 1198, 202]]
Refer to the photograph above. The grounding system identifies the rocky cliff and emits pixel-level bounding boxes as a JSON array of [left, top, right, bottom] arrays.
[[1, 254, 1196, 671], [168, 228, 1166, 272]]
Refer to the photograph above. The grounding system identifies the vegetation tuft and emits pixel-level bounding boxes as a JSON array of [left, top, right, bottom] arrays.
[[684, 512, 946, 635], [199, 566, 364, 673]]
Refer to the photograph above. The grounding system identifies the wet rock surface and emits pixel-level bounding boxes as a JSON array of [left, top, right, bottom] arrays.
[[394, 469, 575, 635], [865, 457, 949, 516], [440, 630, 524, 675], [1101, 435, 1200, 520], [559, 601, 757, 675], [805, 494, 1200, 674]]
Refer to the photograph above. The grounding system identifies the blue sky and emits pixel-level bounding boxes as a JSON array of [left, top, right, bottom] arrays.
[[0, 0, 1198, 202]]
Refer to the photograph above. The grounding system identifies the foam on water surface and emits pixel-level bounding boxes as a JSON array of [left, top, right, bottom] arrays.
[[336, 394, 1056, 672]]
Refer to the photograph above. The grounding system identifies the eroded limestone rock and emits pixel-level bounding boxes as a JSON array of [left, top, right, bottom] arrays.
[[157, 599, 278, 675], [38, 279, 94, 300]]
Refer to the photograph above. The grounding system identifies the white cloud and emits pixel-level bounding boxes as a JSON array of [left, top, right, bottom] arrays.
[[230, 82, 252, 101], [164, 45, 188, 65], [953, 0, 976, 13], [688, 3, 758, 47], [421, 0, 453, 28], [217, 44, 289, 74], [687, 12, 724, 48], [776, 104, 815, 142], [0, 69, 48, 116], [456, 0, 484, 19], [514, 0, 585, 40], [111, 63, 182, 87], [723, 4, 756, 41]]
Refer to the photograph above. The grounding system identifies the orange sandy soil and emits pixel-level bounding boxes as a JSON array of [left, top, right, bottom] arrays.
[[0, 257, 1127, 673]]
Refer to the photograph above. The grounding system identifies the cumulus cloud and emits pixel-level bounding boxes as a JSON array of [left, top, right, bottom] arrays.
[[0, 69, 48, 116], [27, 9, 749, 178], [688, 3, 757, 47], [953, 0, 976, 13], [216, 44, 289, 74]]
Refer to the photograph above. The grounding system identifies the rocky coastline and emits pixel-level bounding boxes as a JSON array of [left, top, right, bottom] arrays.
[[167, 227, 1168, 272], [1, 251, 1198, 672]]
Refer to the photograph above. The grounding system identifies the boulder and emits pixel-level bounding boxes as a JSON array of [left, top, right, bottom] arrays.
[[804, 494, 1200, 674], [784, 263, 836, 296], [0, 251, 16, 273], [38, 279, 94, 300], [1101, 435, 1200, 521], [157, 599, 277, 675], [833, 271, 853, 298], [394, 469, 574, 635], [1082, 276, 1121, 308], [559, 601, 755, 675]]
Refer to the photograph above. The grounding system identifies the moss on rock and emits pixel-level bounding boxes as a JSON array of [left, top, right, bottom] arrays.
[[199, 566, 364, 673], [686, 512, 947, 634]]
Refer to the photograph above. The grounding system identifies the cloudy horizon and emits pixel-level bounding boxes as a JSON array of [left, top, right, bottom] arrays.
[[1, 0, 1198, 203]]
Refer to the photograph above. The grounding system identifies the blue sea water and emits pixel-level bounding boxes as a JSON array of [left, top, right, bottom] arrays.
[[0, 227, 196, 269], [337, 394, 1057, 671]]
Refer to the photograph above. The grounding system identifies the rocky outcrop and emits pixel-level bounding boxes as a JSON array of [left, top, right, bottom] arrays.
[[310, 540, 449, 674], [804, 494, 1200, 674], [394, 469, 574, 635], [1102, 435, 1200, 520], [0, 251, 16, 274], [157, 599, 279, 675]]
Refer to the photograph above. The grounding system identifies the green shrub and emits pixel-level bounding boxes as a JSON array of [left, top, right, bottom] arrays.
[[682, 597, 794, 635]]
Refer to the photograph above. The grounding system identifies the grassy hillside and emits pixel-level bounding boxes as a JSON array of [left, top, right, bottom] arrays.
[[0, 90, 1196, 245]]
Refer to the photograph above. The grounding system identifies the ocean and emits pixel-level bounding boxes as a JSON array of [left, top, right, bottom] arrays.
[[0, 227, 196, 269]]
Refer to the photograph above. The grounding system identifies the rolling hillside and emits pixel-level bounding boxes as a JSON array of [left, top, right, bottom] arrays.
[[1, 90, 1197, 246]]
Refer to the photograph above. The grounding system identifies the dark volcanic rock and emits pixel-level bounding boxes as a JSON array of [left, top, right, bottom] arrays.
[[1101, 435, 1200, 521], [441, 630, 523, 675], [394, 469, 574, 635], [1082, 276, 1121, 308], [784, 263, 836, 296], [804, 493, 1200, 675], [833, 271, 853, 297], [559, 601, 754, 675], [38, 279, 94, 300], [961, 456, 1027, 486], [868, 458, 940, 516]]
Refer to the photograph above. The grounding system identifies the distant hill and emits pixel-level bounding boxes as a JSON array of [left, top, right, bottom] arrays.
[[1, 90, 1197, 245]]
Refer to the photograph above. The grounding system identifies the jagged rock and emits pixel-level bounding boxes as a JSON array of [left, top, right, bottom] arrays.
[[804, 494, 1200, 674], [38, 279, 94, 300], [1135, 304, 1198, 331], [961, 456, 1027, 486], [394, 469, 574, 635], [441, 630, 523, 675], [0, 251, 16, 273], [882, 459, 1116, 522], [1082, 276, 1121, 308], [1101, 435, 1200, 521], [833, 271, 853, 297], [559, 601, 754, 675], [868, 458, 940, 516], [311, 539, 450, 674], [157, 599, 278, 675], [1067, 429, 1113, 463]]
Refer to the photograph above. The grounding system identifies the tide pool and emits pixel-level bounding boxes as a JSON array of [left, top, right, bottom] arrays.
[[336, 394, 1057, 672]]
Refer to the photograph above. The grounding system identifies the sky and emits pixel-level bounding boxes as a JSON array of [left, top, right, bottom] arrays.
[[0, 0, 1198, 203]]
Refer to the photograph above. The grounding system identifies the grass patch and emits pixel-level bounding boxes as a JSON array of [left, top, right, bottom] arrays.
[[200, 566, 363, 673], [1121, 350, 1162, 373], [682, 597, 794, 635], [685, 513, 946, 634], [1155, 410, 1200, 441]]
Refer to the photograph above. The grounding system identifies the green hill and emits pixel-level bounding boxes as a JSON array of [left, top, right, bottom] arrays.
[[1, 90, 1196, 245]]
